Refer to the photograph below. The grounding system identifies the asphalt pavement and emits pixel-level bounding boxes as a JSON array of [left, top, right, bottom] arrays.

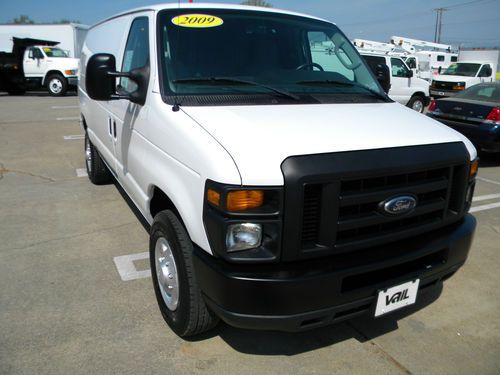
[[1, 93, 499, 374]]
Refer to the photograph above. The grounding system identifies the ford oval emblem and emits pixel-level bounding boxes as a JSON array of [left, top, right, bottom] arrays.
[[380, 195, 417, 216]]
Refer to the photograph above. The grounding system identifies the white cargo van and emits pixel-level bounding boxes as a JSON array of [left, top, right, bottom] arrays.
[[79, 3, 477, 337]]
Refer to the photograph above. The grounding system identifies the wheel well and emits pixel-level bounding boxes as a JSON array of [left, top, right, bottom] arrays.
[[411, 92, 430, 106], [411, 92, 426, 100], [43, 70, 64, 85], [150, 186, 179, 219], [81, 115, 87, 131]]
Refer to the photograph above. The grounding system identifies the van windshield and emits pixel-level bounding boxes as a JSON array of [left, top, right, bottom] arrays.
[[442, 63, 481, 77], [157, 9, 387, 105]]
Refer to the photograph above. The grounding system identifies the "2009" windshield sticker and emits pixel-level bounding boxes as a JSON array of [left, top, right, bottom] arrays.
[[171, 14, 224, 28]]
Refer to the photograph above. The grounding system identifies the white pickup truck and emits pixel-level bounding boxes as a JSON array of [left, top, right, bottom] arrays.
[[0, 38, 78, 96]]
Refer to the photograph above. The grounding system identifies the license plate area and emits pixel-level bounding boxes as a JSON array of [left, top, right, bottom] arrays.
[[375, 279, 420, 317]]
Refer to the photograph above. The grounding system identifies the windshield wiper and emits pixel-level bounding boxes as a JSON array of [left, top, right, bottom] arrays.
[[296, 79, 390, 102], [173, 77, 300, 101]]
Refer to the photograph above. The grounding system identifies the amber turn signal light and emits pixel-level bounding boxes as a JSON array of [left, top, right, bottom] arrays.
[[469, 159, 479, 179], [227, 190, 264, 211], [207, 189, 221, 207]]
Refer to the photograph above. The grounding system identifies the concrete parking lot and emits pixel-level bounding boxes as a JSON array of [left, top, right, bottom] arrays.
[[1, 94, 499, 375]]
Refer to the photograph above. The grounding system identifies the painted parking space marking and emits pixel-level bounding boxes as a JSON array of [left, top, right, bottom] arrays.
[[76, 168, 88, 177], [470, 201, 500, 213], [113, 252, 151, 281], [477, 177, 500, 186], [56, 116, 80, 121], [52, 105, 79, 109], [64, 134, 84, 140], [472, 193, 500, 202]]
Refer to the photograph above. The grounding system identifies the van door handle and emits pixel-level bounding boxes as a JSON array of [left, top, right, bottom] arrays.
[[113, 121, 117, 139]]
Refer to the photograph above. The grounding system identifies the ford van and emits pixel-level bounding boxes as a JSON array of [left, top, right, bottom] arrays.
[[79, 3, 477, 337]]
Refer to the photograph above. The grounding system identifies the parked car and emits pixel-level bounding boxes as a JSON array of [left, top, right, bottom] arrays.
[[80, 3, 477, 337], [427, 82, 500, 152], [360, 52, 430, 112]]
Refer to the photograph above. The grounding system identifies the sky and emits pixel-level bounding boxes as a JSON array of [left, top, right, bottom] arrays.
[[1, 0, 499, 48]]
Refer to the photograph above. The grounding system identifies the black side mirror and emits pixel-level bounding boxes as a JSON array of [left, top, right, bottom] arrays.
[[438, 66, 442, 74], [375, 64, 391, 94], [86, 53, 148, 105], [407, 69, 414, 78]]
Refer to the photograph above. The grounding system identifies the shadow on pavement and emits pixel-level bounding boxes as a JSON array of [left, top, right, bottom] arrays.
[[0, 90, 77, 97]]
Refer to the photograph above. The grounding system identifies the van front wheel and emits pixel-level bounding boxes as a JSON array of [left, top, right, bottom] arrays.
[[150, 210, 219, 337], [407, 95, 425, 113]]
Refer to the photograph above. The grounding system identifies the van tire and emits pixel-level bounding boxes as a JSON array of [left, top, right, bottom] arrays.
[[84, 132, 112, 185], [47, 74, 68, 96], [407, 95, 425, 113], [150, 210, 219, 337]]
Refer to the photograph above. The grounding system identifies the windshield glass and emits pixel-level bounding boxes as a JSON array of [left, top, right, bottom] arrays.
[[42, 47, 68, 57], [442, 63, 480, 77], [157, 9, 385, 104]]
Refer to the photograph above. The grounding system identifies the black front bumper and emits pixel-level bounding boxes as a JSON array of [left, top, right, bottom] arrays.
[[194, 215, 476, 332]]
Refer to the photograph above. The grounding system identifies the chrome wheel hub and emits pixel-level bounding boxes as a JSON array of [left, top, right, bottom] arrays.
[[50, 78, 63, 94], [155, 237, 179, 311], [412, 100, 424, 113], [85, 137, 92, 172]]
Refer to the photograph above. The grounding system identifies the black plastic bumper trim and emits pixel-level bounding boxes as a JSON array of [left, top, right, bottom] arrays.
[[193, 214, 475, 331]]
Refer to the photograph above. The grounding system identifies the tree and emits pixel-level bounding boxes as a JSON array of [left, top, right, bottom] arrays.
[[11, 15, 35, 24], [241, 0, 272, 7]]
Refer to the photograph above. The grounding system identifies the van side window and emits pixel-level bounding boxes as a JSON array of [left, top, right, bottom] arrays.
[[361, 55, 386, 74], [437, 55, 445, 62], [390, 58, 409, 77], [120, 17, 149, 94], [478, 64, 491, 77], [451, 56, 458, 62], [307, 31, 354, 80]]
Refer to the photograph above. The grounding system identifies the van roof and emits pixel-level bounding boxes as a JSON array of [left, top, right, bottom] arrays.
[[93, 2, 331, 28]]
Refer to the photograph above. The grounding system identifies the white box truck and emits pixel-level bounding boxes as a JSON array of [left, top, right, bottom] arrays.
[[431, 49, 499, 97], [80, 3, 477, 337]]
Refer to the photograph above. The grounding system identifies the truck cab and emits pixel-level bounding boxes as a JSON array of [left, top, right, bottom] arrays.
[[360, 52, 430, 112], [431, 62, 495, 98], [22, 45, 79, 96]]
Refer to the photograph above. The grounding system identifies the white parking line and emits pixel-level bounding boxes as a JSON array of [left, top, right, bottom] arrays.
[[56, 116, 80, 121], [52, 105, 79, 109], [113, 252, 151, 281], [470, 202, 500, 213], [477, 177, 500, 186], [473, 193, 500, 202], [64, 134, 84, 140], [76, 168, 87, 177]]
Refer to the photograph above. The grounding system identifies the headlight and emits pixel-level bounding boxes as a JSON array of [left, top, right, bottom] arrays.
[[226, 223, 262, 252]]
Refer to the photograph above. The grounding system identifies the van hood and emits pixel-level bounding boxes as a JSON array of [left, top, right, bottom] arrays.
[[182, 102, 476, 185]]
